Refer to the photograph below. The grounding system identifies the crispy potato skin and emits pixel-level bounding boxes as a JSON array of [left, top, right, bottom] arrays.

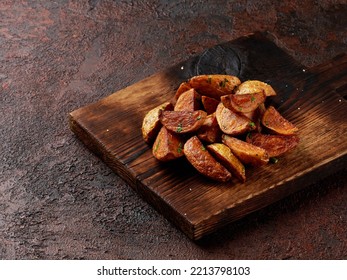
[[246, 132, 300, 157], [142, 102, 173, 143], [197, 113, 222, 143], [159, 110, 207, 134], [188, 75, 241, 100], [222, 134, 269, 166], [174, 82, 192, 100], [143, 75, 300, 183], [221, 91, 266, 113], [152, 127, 184, 161], [262, 106, 298, 135], [184, 136, 232, 182], [235, 80, 276, 96], [201, 96, 220, 114], [207, 143, 246, 182], [216, 103, 255, 135], [174, 88, 201, 111]]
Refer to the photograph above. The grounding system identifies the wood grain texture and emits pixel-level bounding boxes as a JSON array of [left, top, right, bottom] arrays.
[[69, 32, 347, 240]]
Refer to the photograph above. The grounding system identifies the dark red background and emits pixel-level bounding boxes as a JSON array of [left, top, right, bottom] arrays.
[[1, 0, 346, 259]]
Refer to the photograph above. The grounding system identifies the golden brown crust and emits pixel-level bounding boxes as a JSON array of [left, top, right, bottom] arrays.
[[246, 132, 300, 157], [174, 88, 201, 111], [152, 126, 185, 161], [235, 80, 276, 96], [174, 82, 192, 100], [215, 103, 255, 135], [188, 75, 241, 100], [143, 75, 299, 183], [159, 110, 207, 134], [201, 96, 220, 114], [221, 90, 266, 114], [222, 134, 269, 166], [141, 101, 173, 143], [207, 143, 246, 182], [262, 106, 298, 135], [184, 136, 232, 182]]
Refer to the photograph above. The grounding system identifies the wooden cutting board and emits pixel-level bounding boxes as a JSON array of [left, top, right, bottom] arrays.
[[69, 32, 347, 240]]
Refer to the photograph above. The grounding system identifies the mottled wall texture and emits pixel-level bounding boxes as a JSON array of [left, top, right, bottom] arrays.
[[1, 1, 346, 259]]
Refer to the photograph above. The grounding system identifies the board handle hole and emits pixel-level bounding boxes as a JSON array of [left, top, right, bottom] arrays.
[[195, 44, 242, 76]]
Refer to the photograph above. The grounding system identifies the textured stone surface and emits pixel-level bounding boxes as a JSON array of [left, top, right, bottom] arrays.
[[0, 0, 346, 259]]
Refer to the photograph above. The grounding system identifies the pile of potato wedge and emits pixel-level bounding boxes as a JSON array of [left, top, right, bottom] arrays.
[[142, 75, 299, 183]]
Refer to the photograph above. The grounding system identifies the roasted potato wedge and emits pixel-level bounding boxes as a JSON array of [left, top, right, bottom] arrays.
[[207, 143, 246, 182], [184, 136, 232, 182], [235, 80, 276, 97], [216, 103, 256, 135], [201, 95, 220, 114], [262, 106, 298, 135], [196, 113, 222, 143], [188, 75, 241, 100], [221, 90, 266, 113], [174, 88, 201, 111], [246, 132, 300, 157], [142, 101, 173, 143], [159, 110, 207, 134], [222, 134, 269, 166], [174, 82, 192, 100], [152, 127, 185, 161]]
